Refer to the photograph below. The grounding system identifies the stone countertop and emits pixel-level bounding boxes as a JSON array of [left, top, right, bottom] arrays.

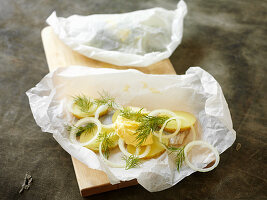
[[0, 0, 266, 199]]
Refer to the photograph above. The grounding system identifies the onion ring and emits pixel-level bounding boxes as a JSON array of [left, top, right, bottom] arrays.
[[99, 140, 125, 168], [118, 138, 151, 158], [134, 147, 141, 155], [94, 104, 109, 119], [155, 117, 181, 142], [184, 140, 220, 172], [149, 109, 183, 141], [69, 117, 102, 146], [149, 109, 187, 122], [102, 123, 114, 129], [190, 125, 197, 141], [149, 109, 178, 117]]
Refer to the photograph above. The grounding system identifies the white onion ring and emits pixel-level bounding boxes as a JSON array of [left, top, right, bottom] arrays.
[[155, 117, 181, 142], [134, 147, 141, 155], [95, 104, 109, 119], [70, 117, 102, 146], [67, 100, 74, 113], [102, 123, 114, 129], [149, 109, 183, 141], [184, 140, 220, 172], [99, 140, 125, 168], [149, 109, 187, 121], [190, 125, 197, 141], [118, 138, 151, 159], [149, 109, 178, 117]]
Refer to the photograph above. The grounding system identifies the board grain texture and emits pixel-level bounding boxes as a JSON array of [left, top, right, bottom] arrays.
[[41, 26, 176, 197]]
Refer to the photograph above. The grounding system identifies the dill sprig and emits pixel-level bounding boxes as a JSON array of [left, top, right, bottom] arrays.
[[120, 107, 147, 122], [135, 115, 169, 146], [119, 107, 169, 146], [164, 145, 185, 171], [95, 91, 117, 109], [73, 95, 93, 113], [122, 155, 141, 170], [67, 123, 96, 137], [97, 132, 114, 159]]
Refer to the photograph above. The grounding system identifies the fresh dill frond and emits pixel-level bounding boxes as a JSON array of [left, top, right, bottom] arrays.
[[66, 125, 73, 132], [164, 144, 185, 171], [67, 123, 96, 137], [95, 91, 117, 109], [119, 107, 169, 146], [97, 132, 114, 159], [135, 115, 169, 146], [122, 155, 141, 170], [73, 95, 93, 113], [175, 147, 185, 171], [120, 107, 147, 122]]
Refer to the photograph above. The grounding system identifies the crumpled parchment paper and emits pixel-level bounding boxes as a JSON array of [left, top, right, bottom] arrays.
[[26, 66, 236, 192], [46, 1, 187, 67]]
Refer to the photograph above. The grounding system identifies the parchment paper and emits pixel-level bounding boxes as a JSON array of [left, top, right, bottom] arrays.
[[26, 66, 236, 192], [46, 1, 187, 67]]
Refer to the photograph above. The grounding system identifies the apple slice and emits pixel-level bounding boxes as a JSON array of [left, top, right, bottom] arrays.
[[160, 111, 196, 133]]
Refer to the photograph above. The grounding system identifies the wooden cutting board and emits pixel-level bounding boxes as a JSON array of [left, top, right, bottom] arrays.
[[41, 26, 176, 197]]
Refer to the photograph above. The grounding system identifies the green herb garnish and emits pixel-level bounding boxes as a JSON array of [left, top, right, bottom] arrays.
[[95, 91, 117, 109], [135, 115, 169, 146], [73, 91, 117, 113], [73, 95, 93, 113], [119, 107, 169, 146], [164, 145, 185, 171], [120, 107, 147, 122], [122, 155, 141, 170], [97, 132, 114, 159], [67, 123, 96, 137]]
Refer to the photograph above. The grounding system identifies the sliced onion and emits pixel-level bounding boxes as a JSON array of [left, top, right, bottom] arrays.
[[149, 109, 187, 121], [118, 138, 151, 159], [95, 104, 109, 119], [154, 117, 181, 142], [149, 109, 183, 141], [99, 140, 125, 168], [102, 123, 114, 129], [134, 147, 141, 155], [67, 100, 74, 113], [184, 140, 220, 172], [69, 117, 102, 146], [149, 109, 178, 117], [190, 125, 197, 141]]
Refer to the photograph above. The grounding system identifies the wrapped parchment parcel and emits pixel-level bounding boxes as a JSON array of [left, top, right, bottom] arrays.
[[47, 1, 187, 67], [26, 66, 236, 192]]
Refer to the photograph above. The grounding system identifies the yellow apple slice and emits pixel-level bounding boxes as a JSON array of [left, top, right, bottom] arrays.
[[159, 111, 196, 133], [80, 125, 119, 152], [127, 136, 168, 159]]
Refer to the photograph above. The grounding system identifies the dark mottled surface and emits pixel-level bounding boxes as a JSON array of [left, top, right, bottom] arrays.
[[0, 0, 266, 199]]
